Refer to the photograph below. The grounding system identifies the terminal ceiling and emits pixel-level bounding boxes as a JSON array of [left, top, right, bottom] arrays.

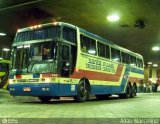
[[0, 0, 160, 65]]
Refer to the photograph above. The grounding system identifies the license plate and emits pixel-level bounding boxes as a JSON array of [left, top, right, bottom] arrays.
[[23, 87, 31, 92]]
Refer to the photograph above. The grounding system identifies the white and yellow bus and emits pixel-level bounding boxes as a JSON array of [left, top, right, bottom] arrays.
[[0, 59, 10, 89], [9, 22, 144, 102]]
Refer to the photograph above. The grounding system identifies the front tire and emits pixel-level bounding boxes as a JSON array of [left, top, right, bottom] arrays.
[[75, 79, 90, 102]]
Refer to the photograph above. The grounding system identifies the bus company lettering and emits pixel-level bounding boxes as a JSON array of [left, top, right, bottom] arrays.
[[86, 58, 101, 70], [86, 58, 115, 73]]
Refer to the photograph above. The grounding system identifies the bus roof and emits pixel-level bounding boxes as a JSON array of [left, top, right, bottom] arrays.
[[17, 22, 77, 33], [17, 22, 143, 58]]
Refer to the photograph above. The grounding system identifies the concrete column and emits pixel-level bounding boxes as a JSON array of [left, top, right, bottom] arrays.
[[152, 68, 157, 84], [144, 66, 149, 84], [140, 66, 150, 92]]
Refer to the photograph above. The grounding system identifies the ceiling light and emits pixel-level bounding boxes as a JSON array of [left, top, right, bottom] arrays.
[[152, 46, 160, 51], [3, 48, 10, 51], [153, 64, 158, 67], [107, 15, 119, 22], [0, 33, 6, 36]]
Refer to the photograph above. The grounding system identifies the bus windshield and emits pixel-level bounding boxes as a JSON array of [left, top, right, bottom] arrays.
[[14, 26, 60, 43], [12, 41, 58, 74]]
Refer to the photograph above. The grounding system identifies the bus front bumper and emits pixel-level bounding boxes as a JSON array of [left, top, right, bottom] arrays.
[[9, 83, 59, 97]]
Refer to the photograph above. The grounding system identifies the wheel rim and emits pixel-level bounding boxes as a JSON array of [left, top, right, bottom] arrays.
[[79, 82, 87, 100], [78, 80, 89, 101]]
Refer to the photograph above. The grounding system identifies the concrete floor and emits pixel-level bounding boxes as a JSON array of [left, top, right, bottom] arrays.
[[0, 90, 160, 124]]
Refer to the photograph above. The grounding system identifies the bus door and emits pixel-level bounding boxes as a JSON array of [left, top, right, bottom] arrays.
[[60, 44, 72, 77]]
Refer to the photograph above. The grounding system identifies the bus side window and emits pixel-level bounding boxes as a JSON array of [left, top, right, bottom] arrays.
[[122, 52, 129, 64], [80, 35, 87, 52], [80, 34, 96, 55], [105, 45, 110, 59], [130, 55, 137, 66], [98, 42, 105, 57], [137, 58, 143, 68], [111, 47, 121, 62]]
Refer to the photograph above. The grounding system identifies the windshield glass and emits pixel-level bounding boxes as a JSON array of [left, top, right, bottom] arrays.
[[14, 26, 60, 43], [12, 41, 58, 73]]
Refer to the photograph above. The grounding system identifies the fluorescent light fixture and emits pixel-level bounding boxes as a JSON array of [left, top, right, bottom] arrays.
[[147, 62, 152, 65], [107, 15, 119, 22], [153, 64, 158, 67], [0, 33, 6, 36], [152, 46, 160, 51], [3, 48, 10, 51]]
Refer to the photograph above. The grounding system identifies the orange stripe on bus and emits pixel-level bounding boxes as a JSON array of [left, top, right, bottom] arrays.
[[70, 65, 123, 82]]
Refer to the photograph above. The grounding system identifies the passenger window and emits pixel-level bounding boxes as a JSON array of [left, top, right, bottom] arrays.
[[105, 45, 110, 59], [111, 47, 121, 62], [80, 34, 96, 55], [98, 42, 110, 59], [130, 55, 137, 66], [121, 52, 129, 64], [98, 42, 105, 57], [137, 58, 143, 68]]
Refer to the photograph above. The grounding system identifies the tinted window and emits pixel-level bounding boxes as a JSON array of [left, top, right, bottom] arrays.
[[62, 27, 76, 43], [80, 35, 96, 55], [98, 42, 110, 59], [14, 26, 60, 42], [137, 58, 143, 68], [111, 48, 121, 62], [121, 52, 129, 64], [98, 42, 105, 57], [105, 45, 110, 59], [130, 55, 137, 66]]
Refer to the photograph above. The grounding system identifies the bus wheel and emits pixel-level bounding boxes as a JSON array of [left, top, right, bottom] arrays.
[[132, 84, 137, 97], [38, 96, 52, 103], [75, 79, 90, 102], [119, 83, 132, 99]]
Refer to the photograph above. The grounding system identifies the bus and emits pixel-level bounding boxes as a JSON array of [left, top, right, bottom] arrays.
[[9, 22, 144, 102], [0, 59, 10, 89]]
